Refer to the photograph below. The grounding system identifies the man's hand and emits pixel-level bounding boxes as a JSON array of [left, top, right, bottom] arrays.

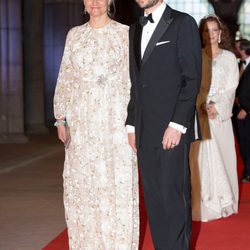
[[162, 127, 182, 150], [128, 133, 137, 153], [237, 109, 248, 120]]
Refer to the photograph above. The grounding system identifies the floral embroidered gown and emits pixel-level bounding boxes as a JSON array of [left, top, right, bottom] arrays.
[[190, 49, 239, 222], [54, 21, 139, 249]]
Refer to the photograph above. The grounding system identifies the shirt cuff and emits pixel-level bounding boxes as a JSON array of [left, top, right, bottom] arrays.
[[126, 125, 135, 133], [169, 122, 187, 134]]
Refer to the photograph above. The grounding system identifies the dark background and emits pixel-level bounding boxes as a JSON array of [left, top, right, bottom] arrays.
[[0, 0, 246, 142]]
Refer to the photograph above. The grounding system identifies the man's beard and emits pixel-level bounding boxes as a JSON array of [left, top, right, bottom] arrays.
[[137, 0, 160, 9]]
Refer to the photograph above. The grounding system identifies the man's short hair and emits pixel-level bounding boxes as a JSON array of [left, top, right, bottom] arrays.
[[238, 39, 250, 55]]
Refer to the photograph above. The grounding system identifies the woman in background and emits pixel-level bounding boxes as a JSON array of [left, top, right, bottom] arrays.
[[190, 15, 239, 222], [53, 0, 139, 248]]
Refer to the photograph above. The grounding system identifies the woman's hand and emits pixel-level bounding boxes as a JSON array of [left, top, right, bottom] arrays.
[[206, 103, 218, 119], [57, 124, 68, 143]]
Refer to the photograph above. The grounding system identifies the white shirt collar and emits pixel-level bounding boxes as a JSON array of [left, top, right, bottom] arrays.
[[144, 2, 166, 25]]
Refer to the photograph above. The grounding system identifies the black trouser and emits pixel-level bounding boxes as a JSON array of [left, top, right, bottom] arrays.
[[237, 114, 250, 177], [138, 143, 191, 250]]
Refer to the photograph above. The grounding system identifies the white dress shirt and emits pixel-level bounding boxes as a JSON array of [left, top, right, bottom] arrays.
[[141, 3, 166, 57], [127, 2, 187, 134]]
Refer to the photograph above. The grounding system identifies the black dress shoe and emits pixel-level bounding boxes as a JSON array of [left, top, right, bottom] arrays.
[[241, 175, 250, 183]]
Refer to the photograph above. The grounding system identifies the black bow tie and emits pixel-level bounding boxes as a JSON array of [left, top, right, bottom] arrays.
[[240, 60, 246, 65], [139, 13, 154, 26]]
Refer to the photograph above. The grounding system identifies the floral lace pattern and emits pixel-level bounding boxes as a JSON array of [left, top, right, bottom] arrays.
[[54, 21, 139, 249]]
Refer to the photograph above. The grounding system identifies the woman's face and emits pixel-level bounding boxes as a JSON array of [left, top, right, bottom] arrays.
[[202, 20, 221, 46], [83, 0, 110, 18]]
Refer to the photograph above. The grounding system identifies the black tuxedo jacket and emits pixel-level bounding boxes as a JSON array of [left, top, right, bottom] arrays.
[[126, 5, 202, 148], [239, 63, 250, 112]]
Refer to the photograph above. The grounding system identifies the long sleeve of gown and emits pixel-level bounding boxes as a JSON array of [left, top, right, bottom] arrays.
[[208, 54, 239, 121], [53, 28, 75, 120]]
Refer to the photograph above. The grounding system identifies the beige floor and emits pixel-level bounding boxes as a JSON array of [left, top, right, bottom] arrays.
[[0, 132, 66, 250]]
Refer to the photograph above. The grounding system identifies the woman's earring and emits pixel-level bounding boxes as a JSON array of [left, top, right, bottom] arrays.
[[83, 8, 87, 15], [108, 6, 111, 15], [218, 35, 221, 44]]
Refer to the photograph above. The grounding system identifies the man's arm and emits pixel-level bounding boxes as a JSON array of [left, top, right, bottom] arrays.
[[125, 25, 136, 127], [162, 14, 201, 150], [126, 25, 137, 153], [171, 14, 202, 127], [239, 68, 250, 112]]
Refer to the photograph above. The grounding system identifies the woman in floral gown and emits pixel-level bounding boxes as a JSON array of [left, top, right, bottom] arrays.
[[53, 0, 139, 249]]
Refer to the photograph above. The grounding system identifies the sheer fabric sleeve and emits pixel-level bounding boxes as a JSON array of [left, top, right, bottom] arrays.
[[208, 54, 239, 121], [53, 28, 75, 120]]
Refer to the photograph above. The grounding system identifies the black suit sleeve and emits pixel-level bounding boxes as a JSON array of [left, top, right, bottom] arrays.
[[239, 67, 250, 112], [126, 25, 136, 126], [171, 15, 202, 128]]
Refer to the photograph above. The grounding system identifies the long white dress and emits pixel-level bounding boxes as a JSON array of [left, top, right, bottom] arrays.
[[54, 21, 139, 249], [190, 49, 239, 222]]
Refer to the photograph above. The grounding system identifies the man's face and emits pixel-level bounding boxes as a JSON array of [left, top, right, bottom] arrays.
[[235, 41, 242, 58], [235, 41, 247, 59], [135, 0, 161, 9]]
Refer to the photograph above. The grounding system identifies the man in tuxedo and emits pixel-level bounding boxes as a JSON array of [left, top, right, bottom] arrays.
[[125, 0, 201, 249], [236, 39, 250, 183]]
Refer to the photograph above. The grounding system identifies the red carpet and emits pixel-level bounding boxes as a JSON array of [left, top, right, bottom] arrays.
[[43, 144, 250, 250]]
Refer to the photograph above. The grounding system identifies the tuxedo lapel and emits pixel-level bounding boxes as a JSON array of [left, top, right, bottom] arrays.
[[244, 63, 250, 75], [141, 6, 173, 66], [133, 23, 143, 70], [240, 63, 250, 82]]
